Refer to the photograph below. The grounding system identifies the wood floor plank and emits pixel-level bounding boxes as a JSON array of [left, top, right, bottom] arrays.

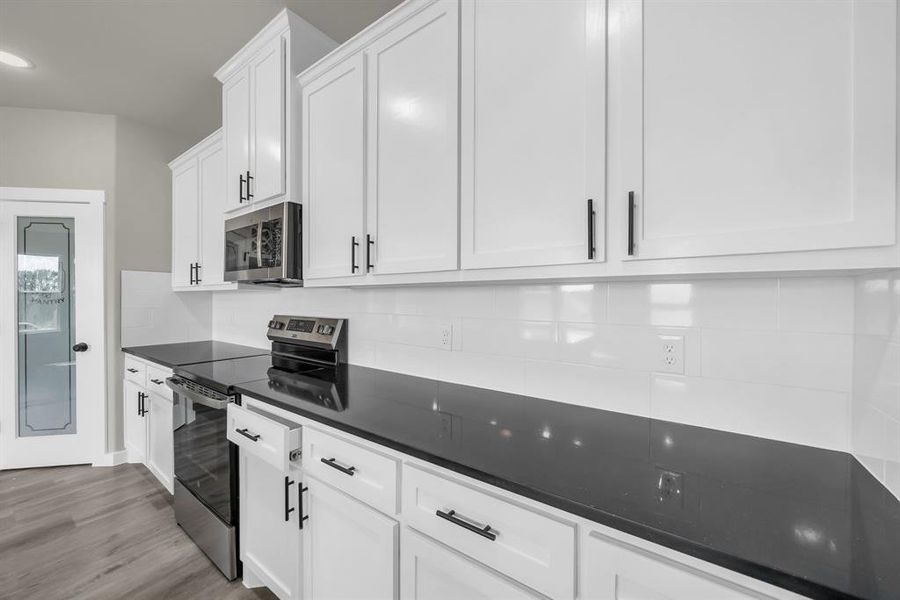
[[0, 464, 276, 600]]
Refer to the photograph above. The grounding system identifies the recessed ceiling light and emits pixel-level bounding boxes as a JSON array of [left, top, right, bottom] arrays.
[[0, 50, 33, 69]]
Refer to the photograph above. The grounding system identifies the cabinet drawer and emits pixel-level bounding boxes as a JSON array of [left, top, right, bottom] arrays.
[[146, 364, 173, 401], [227, 403, 301, 473], [402, 465, 576, 600], [303, 428, 399, 516], [123, 356, 146, 385]]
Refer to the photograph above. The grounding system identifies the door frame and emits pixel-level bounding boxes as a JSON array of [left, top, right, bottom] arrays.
[[0, 187, 107, 470]]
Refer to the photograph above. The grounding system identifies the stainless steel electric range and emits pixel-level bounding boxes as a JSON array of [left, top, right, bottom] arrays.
[[166, 316, 347, 579]]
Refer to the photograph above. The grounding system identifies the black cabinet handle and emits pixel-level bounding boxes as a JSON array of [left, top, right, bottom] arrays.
[[284, 477, 295, 522], [321, 457, 356, 476], [138, 392, 149, 417], [195, 263, 201, 284], [436, 509, 496, 541], [587, 198, 596, 260], [366, 235, 374, 272], [351, 236, 359, 273], [126, 368, 139, 374], [239, 173, 246, 203], [299, 484, 308, 530], [235, 428, 260, 442], [627, 191, 635, 256], [150, 378, 163, 385], [246, 171, 253, 201], [189, 262, 196, 285]]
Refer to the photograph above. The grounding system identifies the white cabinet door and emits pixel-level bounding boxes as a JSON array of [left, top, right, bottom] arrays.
[[197, 142, 226, 286], [171, 161, 199, 287], [302, 53, 367, 280], [223, 69, 251, 211], [614, 0, 897, 260], [240, 451, 301, 600], [401, 529, 541, 600], [460, 0, 606, 270], [146, 392, 173, 493], [250, 35, 286, 204], [582, 532, 767, 600], [123, 380, 147, 463], [303, 477, 398, 600], [365, 0, 459, 275]]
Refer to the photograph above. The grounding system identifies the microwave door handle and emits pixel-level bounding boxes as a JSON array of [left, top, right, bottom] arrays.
[[256, 221, 264, 269]]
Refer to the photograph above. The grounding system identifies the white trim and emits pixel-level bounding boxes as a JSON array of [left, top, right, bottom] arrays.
[[0, 187, 105, 206], [93, 449, 128, 467]]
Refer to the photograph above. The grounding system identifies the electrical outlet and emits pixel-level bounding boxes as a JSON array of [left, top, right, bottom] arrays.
[[439, 322, 452, 349], [657, 334, 684, 374]]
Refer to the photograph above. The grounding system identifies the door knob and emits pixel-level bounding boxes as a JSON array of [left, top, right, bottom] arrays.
[[72, 342, 88, 352]]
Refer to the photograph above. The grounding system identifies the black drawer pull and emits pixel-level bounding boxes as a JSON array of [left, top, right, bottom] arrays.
[[436, 509, 496, 541], [235, 428, 260, 442], [321, 457, 356, 476], [284, 477, 295, 522], [150, 378, 164, 385], [126, 368, 139, 373]]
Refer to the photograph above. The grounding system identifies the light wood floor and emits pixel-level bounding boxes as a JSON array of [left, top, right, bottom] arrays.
[[0, 463, 277, 600]]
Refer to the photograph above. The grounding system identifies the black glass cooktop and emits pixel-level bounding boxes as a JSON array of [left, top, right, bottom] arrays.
[[121, 341, 269, 369], [233, 363, 900, 600], [173, 354, 274, 393]]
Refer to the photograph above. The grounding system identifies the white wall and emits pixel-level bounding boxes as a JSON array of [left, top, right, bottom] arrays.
[[0, 106, 193, 454], [851, 270, 900, 500], [212, 275, 856, 452]]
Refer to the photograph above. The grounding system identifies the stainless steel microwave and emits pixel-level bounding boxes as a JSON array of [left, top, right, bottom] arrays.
[[224, 202, 302, 286]]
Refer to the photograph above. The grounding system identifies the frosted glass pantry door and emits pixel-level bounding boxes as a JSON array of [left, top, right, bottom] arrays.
[[0, 193, 105, 469], [613, 0, 897, 260]]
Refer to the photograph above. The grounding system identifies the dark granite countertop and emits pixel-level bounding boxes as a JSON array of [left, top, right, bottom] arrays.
[[121, 341, 269, 369], [230, 363, 900, 600]]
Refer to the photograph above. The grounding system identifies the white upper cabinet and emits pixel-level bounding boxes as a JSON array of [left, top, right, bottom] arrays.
[[250, 35, 286, 204], [302, 53, 367, 280], [171, 160, 199, 288], [613, 0, 898, 261], [216, 9, 337, 213], [365, 0, 459, 275], [460, 0, 607, 270], [169, 130, 234, 290], [223, 70, 251, 212]]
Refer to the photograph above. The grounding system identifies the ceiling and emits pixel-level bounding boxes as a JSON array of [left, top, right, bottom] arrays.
[[0, 0, 402, 145]]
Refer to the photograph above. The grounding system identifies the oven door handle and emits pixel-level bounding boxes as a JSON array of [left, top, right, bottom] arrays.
[[165, 377, 232, 410]]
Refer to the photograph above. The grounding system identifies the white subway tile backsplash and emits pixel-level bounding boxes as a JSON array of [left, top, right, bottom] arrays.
[[121, 271, 212, 346], [851, 269, 900, 501], [207, 273, 867, 454], [701, 329, 852, 391], [608, 279, 778, 330], [778, 278, 854, 334], [651, 374, 848, 451], [523, 361, 650, 416], [462, 319, 558, 360]]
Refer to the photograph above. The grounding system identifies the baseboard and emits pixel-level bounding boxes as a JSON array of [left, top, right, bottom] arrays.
[[92, 449, 128, 467]]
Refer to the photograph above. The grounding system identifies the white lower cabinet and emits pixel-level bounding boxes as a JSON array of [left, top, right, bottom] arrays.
[[122, 357, 174, 493], [400, 528, 540, 600], [146, 392, 174, 492], [240, 450, 303, 600], [303, 477, 399, 599], [123, 379, 147, 463], [582, 532, 776, 600]]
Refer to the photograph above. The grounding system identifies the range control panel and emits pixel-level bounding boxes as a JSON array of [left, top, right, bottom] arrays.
[[267, 315, 345, 349]]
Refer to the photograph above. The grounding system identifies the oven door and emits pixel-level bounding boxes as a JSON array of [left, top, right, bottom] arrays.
[[169, 377, 237, 525]]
